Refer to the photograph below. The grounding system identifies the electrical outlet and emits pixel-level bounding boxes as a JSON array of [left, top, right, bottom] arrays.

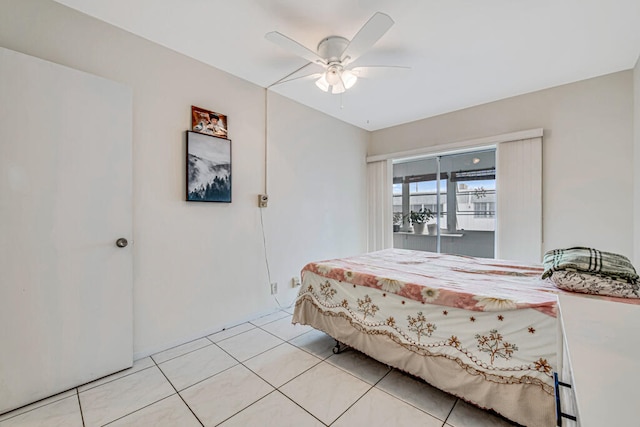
[[258, 194, 269, 208], [291, 277, 301, 288], [270, 282, 278, 294]]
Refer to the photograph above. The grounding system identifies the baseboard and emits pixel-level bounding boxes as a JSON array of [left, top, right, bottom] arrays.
[[132, 307, 283, 361]]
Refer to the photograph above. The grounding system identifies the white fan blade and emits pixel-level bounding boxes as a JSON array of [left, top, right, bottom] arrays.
[[341, 12, 394, 65], [266, 31, 327, 65], [351, 65, 410, 78], [274, 72, 323, 86]]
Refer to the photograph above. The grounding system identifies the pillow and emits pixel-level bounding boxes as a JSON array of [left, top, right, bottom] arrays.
[[550, 270, 640, 299], [542, 247, 639, 282]]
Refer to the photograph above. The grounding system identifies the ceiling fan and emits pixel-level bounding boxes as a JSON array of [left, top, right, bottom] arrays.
[[265, 12, 409, 94]]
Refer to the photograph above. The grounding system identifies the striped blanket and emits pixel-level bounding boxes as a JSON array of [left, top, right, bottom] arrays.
[[542, 247, 638, 282]]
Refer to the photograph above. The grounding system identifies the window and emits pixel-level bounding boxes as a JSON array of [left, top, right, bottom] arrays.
[[454, 177, 496, 230], [392, 150, 496, 258], [393, 174, 447, 229], [474, 202, 495, 218], [408, 179, 447, 221], [392, 183, 403, 212]]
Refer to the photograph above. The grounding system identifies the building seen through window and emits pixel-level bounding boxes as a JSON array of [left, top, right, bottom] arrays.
[[392, 149, 496, 258]]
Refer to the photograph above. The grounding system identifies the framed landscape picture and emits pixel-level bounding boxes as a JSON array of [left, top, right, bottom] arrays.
[[191, 105, 228, 139], [186, 131, 231, 202]]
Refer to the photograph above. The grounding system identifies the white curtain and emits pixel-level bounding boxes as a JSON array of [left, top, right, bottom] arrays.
[[495, 137, 543, 262], [367, 160, 393, 252]]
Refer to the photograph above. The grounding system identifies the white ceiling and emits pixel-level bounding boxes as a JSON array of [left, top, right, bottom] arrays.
[[54, 0, 640, 131]]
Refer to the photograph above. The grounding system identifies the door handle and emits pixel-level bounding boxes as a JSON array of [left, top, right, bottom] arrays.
[[116, 238, 128, 248]]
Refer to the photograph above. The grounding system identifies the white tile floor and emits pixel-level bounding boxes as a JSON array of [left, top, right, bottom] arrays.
[[0, 310, 519, 427]]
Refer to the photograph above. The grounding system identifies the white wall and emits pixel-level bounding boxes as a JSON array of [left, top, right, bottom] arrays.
[[0, 0, 368, 357], [372, 72, 635, 259], [634, 55, 640, 268], [265, 93, 368, 300]]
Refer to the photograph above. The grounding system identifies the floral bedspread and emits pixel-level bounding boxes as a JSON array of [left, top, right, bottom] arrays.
[[296, 270, 558, 398], [302, 249, 559, 317], [296, 249, 565, 425]]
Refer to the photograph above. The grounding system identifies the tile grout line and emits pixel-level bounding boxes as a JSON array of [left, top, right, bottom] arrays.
[[269, 389, 329, 427], [0, 314, 284, 425], [239, 324, 331, 426], [162, 309, 291, 359], [254, 319, 312, 347], [204, 329, 255, 346], [285, 330, 335, 361], [0, 388, 77, 422], [140, 312, 299, 420], [321, 349, 460, 425], [172, 363, 241, 394], [173, 341, 247, 393], [241, 341, 288, 365], [322, 350, 393, 387], [372, 368, 457, 424], [151, 309, 291, 363], [151, 358, 205, 427], [249, 319, 287, 329], [205, 324, 258, 345], [100, 394, 176, 426], [211, 390, 279, 427], [327, 367, 393, 426], [75, 389, 85, 427], [216, 333, 287, 365], [248, 311, 292, 327], [4, 308, 474, 427], [152, 340, 214, 365], [172, 337, 291, 426], [443, 398, 459, 426], [256, 343, 388, 397], [327, 356, 398, 426], [152, 335, 215, 358], [206, 341, 243, 364], [215, 327, 327, 426], [180, 321, 308, 427], [87, 364, 193, 426], [77, 365, 156, 394], [139, 338, 457, 427], [22, 307, 467, 426], [216, 313, 479, 426], [241, 345, 324, 391], [325, 359, 457, 425]]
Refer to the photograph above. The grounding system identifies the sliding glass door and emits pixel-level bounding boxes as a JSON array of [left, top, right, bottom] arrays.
[[392, 149, 496, 258]]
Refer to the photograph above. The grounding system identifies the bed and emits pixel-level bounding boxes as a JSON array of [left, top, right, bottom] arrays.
[[292, 249, 563, 427]]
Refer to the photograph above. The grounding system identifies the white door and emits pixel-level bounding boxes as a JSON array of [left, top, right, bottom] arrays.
[[0, 47, 133, 414]]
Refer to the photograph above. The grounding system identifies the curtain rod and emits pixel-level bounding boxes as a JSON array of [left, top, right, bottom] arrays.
[[367, 128, 543, 163]]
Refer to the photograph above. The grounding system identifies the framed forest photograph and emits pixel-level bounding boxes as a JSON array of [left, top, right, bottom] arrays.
[[186, 131, 231, 202]]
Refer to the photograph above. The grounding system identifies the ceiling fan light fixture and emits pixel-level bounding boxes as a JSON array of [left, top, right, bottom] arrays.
[[315, 74, 330, 92], [331, 82, 346, 94], [341, 70, 358, 89], [316, 68, 357, 94], [325, 67, 341, 86], [266, 12, 401, 96]]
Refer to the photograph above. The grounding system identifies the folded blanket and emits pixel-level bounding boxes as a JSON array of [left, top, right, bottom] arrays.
[[542, 247, 638, 282], [550, 270, 640, 299]]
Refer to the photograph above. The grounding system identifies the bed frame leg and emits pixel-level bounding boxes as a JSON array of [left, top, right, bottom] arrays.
[[332, 340, 345, 354]]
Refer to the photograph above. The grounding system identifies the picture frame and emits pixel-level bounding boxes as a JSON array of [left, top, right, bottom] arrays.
[[191, 105, 228, 139], [186, 131, 231, 202]]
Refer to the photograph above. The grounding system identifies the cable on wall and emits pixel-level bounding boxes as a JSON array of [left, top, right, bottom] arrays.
[[262, 61, 314, 194], [260, 207, 294, 309], [260, 64, 311, 309], [261, 63, 313, 200], [264, 87, 268, 195]]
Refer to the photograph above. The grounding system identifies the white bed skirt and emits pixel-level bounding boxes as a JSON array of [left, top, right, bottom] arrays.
[[293, 274, 557, 427]]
